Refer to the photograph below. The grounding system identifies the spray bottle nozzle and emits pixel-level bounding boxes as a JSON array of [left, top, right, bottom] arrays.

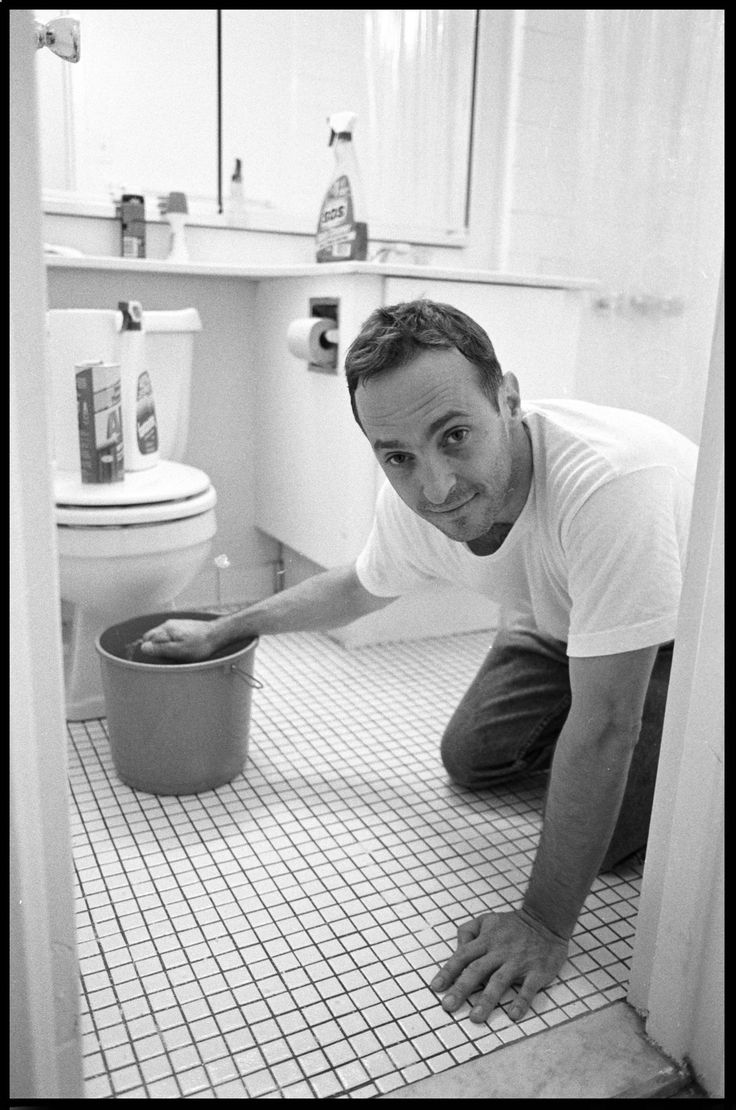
[[329, 130, 353, 147], [327, 111, 357, 146], [118, 300, 143, 330]]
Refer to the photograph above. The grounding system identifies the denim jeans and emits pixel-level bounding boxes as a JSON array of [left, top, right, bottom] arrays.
[[440, 628, 674, 872]]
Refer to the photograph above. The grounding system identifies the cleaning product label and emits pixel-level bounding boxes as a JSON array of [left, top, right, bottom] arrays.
[[316, 175, 368, 261], [135, 371, 159, 455], [120, 194, 146, 258], [75, 361, 125, 483]]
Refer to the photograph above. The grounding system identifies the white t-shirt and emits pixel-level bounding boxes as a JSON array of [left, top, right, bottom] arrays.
[[355, 400, 698, 657]]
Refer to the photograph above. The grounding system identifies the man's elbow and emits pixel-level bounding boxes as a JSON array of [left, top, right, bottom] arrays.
[[570, 704, 644, 747]]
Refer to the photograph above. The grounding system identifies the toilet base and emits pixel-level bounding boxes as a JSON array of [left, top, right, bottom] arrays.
[[63, 600, 176, 721], [57, 510, 217, 720], [66, 691, 107, 722]]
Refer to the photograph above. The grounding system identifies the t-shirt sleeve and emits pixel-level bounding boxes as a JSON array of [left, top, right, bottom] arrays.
[[355, 482, 444, 597], [563, 467, 688, 657]]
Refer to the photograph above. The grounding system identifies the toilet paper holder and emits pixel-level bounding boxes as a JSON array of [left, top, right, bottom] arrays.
[[287, 299, 340, 373]]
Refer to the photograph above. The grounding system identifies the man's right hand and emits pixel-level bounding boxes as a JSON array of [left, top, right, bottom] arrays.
[[139, 619, 217, 662]]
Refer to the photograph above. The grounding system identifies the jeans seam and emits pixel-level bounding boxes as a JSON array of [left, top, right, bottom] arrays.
[[524, 689, 571, 745], [500, 690, 571, 777]]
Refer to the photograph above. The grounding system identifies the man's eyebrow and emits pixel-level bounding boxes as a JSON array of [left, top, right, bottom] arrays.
[[372, 411, 471, 452]]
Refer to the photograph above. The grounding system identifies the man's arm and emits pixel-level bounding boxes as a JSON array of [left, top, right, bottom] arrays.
[[521, 645, 659, 937], [212, 564, 394, 641], [431, 645, 659, 1022], [140, 564, 395, 659]]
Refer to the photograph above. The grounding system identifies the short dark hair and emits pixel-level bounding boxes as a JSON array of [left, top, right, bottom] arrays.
[[344, 299, 503, 427]]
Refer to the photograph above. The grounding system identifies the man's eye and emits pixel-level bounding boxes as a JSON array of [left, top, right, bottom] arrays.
[[385, 453, 411, 467], [446, 428, 469, 445]]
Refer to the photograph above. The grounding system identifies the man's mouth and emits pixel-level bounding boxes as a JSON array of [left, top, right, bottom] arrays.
[[425, 494, 476, 515]]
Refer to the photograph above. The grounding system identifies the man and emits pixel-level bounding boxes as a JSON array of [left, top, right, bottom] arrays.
[[141, 300, 696, 1023]]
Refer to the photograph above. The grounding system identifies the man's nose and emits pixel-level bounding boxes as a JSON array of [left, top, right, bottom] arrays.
[[420, 457, 456, 506]]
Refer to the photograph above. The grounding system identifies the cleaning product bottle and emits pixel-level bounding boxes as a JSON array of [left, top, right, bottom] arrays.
[[316, 111, 368, 263], [118, 300, 159, 470], [227, 158, 246, 225], [163, 191, 189, 262], [118, 193, 146, 258]]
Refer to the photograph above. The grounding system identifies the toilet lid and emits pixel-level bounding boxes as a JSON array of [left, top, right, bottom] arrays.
[[55, 461, 217, 526]]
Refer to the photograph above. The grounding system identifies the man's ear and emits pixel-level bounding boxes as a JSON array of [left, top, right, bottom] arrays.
[[501, 372, 522, 416]]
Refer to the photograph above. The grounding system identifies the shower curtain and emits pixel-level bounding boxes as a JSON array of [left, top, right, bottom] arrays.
[[571, 9, 724, 441], [574, 9, 723, 299]]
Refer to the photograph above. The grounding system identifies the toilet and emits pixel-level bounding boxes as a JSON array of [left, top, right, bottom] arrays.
[[47, 307, 217, 721]]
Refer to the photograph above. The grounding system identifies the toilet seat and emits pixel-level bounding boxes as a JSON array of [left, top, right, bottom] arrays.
[[55, 460, 216, 526]]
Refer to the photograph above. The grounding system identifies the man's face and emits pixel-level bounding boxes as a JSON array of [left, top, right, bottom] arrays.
[[355, 347, 530, 544]]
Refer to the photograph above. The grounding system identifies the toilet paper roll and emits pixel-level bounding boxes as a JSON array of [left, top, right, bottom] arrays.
[[287, 317, 337, 366]]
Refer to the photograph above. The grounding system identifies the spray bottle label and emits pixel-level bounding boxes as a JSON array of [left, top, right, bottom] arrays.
[[316, 175, 367, 261], [136, 371, 159, 454]]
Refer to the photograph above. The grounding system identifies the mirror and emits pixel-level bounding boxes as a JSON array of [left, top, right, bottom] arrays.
[[34, 9, 478, 245], [34, 10, 219, 206]]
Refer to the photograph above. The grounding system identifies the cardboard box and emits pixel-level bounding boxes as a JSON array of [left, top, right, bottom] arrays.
[[75, 360, 125, 483]]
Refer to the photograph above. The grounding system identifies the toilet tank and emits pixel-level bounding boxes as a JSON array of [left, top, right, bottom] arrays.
[[46, 307, 201, 471], [142, 308, 202, 461]]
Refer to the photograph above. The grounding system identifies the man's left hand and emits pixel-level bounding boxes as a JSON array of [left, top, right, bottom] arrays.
[[430, 909, 569, 1023]]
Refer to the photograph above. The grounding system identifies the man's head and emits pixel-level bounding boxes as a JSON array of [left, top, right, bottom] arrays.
[[344, 300, 532, 546], [345, 299, 503, 427]]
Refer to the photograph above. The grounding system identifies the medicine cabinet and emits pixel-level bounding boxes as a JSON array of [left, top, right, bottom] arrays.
[[34, 9, 478, 246]]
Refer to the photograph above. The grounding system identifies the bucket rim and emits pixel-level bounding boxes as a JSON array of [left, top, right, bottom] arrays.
[[94, 610, 258, 671], [95, 637, 259, 672]]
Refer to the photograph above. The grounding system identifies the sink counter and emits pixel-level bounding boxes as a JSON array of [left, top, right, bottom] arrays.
[[44, 254, 597, 290]]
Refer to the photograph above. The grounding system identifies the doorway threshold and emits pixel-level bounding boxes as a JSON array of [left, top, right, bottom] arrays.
[[379, 1000, 691, 1099]]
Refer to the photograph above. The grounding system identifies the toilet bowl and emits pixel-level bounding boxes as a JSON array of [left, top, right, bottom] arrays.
[[56, 461, 217, 719], [47, 307, 218, 720]]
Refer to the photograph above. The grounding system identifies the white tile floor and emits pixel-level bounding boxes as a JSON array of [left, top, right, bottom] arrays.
[[67, 629, 642, 1099]]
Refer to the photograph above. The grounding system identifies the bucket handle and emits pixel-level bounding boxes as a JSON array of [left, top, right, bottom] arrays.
[[231, 664, 263, 689]]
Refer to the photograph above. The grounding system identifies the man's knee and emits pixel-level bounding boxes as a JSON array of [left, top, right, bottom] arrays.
[[440, 721, 518, 788], [441, 715, 558, 788], [440, 721, 482, 787]]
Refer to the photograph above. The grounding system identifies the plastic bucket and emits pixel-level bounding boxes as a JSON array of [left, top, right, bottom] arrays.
[[95, 611, 260, 795]]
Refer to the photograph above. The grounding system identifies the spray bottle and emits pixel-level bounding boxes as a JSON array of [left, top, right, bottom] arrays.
[[316, 111, 368, 263], [118, 301, 159, 470]]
